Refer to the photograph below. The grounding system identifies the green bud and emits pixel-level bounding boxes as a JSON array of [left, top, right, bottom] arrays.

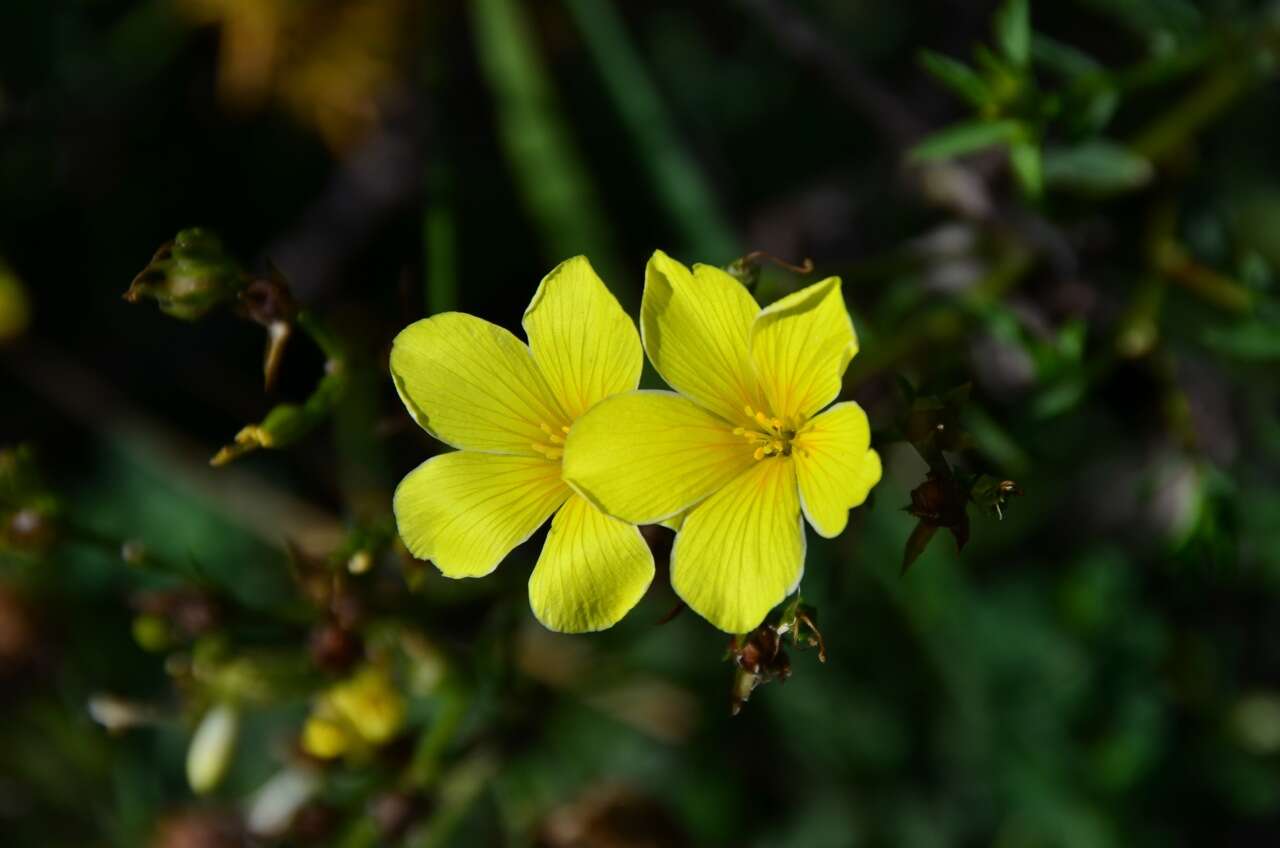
[[186, 702, 240, 795], [124, 228, 245, 321], [209, 403, 308, 466], [132, 614, 172, 653]]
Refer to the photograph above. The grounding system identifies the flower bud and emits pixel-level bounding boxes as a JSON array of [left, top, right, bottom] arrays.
[[247, 768, 319, 838], [209, 404, 310, 467], [186, 702, 240, 795], [308, 621, 363, 675], [727, 625, 791, 715], [124, 229, 245, 321], [132, 614, 173, 653]]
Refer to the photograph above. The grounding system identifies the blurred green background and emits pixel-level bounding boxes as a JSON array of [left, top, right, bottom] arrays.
[[4, 0, 1280, 845]]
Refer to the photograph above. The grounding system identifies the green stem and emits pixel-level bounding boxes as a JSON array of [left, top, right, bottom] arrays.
[[563, 0, 739, 261], [1129, 60, 1257, 165], [470, 0, 620, 278], [212, 310, 350, 466], [404, 679, 469, 790]]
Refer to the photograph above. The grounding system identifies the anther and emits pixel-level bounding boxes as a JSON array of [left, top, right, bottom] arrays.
[[531, 442, 563, 460]]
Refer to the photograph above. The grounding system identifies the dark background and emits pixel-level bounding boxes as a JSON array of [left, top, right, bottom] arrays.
[[3, 1, 1280, 845]]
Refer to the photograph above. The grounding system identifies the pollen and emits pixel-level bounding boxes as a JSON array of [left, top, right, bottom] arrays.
[[735, 405, 804, 460], [532, 422, 571, 461]]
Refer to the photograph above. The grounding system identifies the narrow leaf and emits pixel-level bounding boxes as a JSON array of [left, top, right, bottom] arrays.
[[995, 0, 1031, 68], [908, 119, 1022, 162], [1042, 141, 1153, 195], [1008, 137, 1043, 198], [1031, 33, 1102, 79], [919, 50, 991, 108]]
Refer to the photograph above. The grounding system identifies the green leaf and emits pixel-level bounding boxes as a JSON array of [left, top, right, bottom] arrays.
[[995, 0, 1031, 68], [1031, 34, 1102, 79], [1201, 317, 1280, 360], [1076, 88, 1122, 135], [908, 119, 1022, 162], [919, 50, 991, 108], [1042, 141, 1153, 195], [1008, 137, 1043, 198]]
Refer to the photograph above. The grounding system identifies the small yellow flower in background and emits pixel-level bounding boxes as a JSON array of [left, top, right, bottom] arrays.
[[328, 665, 405, 745], [300, 665, 405, 760], [563, 251, 882, 634], [301, 714, 350, 760], [391, 257, 654, 633]]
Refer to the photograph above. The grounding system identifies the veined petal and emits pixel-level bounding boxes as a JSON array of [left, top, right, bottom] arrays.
[[523, 256, 643, 420], [671, 457, 806, 634], [641, 250, 762, 424], [394, 452, 570, 578], [529, 494, 654, 633], [391, 313, 568, 455], [562, 390, 754, 525], [794, 402, 882, 538], [750, 277, 858, 421]]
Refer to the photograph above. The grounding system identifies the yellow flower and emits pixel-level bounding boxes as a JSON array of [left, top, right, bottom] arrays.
[[328, 666, 405, 745], [391, 257, 653, 633], [299, 666, 406, 760], [300, 714, 350, 760], [562, 251, 881, 634]]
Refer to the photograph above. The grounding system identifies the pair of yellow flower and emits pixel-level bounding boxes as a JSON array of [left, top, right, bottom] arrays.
[[391, 251, 881, 635]]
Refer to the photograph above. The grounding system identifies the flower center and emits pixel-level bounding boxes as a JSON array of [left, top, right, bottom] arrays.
[[531, 421, 570, 461], [734, 406, 803, 461]]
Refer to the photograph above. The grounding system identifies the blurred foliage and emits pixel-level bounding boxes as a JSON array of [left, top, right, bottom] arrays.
[[4, 0, 1280, 846]]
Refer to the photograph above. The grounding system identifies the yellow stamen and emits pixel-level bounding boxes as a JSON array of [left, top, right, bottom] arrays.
[[531, 443, 563, 460], [533, 421, 570, 460], [735, 407, 804, 461]]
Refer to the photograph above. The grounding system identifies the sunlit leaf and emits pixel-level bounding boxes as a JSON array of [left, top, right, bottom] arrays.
[[909, 119, 1022, 162], [1008, 137, 1043, 198], [1043, 141, 1153, 195], [995, 0, 1031, 68]]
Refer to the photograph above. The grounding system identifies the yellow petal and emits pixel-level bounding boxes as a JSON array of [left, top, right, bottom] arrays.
[[523, 256, 643, 420], [750, 277, 857, 421], [793, 402, 882, 538], [394, 451, 569, 577], [671, 457, 806, 634], [528, 494, 654, 633], [642, 250, 762, 424], [562, 390, 755, 525], [391, 313, 568, 455]]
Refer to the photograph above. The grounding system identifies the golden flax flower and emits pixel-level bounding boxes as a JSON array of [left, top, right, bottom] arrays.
[[301, 665, 405, 760], [391, 258, 653, 632], [562, 251, 881, 634]]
